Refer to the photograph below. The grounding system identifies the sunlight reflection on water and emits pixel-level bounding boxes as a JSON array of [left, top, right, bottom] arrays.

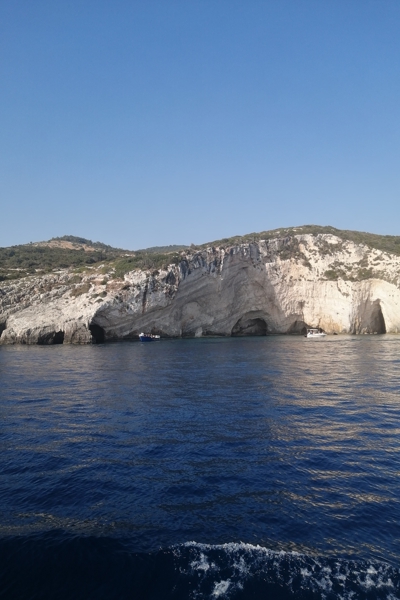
[[1, 335, 400, 564]]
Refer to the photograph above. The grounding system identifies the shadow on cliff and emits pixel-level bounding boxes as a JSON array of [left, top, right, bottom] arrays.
[[89, 323, 106, 343], [37, 331, 65, 344], [352, 299, 387, 334], [231, 315, 268, 336]]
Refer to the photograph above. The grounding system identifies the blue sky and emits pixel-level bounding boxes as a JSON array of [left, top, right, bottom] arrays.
[[1, 1, 399, 249]]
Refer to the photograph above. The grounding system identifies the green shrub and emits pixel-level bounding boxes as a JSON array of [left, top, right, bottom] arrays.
[[69, 275, 82, 284], [70, 282, 91, 297], [324, 269, 338, 280], [356, 268, 374, 280]]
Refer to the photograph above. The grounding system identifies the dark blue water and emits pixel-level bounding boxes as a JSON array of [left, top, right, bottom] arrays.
[[1, 336, 400, 599]]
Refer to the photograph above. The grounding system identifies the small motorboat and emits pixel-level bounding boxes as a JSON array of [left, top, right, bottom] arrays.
[[139, 332, 161, 342], [306, 328, 326, 338]]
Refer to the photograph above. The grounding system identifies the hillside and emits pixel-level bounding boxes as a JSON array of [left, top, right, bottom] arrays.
[[1, 226, 400, 283], [198, 225, 400, 256], [0, 236, 188, 282]]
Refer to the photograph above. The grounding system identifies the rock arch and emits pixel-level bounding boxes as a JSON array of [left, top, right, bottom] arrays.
[[231, 313, 268, 336]]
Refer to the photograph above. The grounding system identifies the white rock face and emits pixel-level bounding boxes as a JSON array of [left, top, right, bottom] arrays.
[[1, 234, 400, 344]]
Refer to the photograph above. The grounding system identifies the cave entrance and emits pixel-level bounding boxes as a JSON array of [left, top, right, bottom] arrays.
[[286, 320, 308, 335], [53, 331, 65, 344], [89, 323, 106, 343], [232, 316, 267, 336], [370, 301, 386, 334], [0, 321, 6, 338], [38, 330, 65, 345]]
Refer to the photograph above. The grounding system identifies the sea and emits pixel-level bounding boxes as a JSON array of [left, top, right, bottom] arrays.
[[1, 335, 400, 599]]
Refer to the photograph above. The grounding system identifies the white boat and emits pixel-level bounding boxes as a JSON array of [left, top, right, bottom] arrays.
[[306, 328, 326, 338]]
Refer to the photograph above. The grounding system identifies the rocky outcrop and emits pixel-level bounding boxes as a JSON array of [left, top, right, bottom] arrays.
[[1, 233, 400, 344]]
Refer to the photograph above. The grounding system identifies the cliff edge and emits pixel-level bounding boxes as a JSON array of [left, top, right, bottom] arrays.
[[1, 230, 400, 344]]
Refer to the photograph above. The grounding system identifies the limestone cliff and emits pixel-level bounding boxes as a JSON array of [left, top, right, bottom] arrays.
[[1, 232, 400, 344]]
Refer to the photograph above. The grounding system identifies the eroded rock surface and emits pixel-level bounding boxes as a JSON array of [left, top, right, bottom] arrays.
[[1, 233, 400, 344]]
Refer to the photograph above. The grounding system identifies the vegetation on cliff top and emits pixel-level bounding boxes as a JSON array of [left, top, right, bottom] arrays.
[[1, 226, 399, 281], [0, 245, 110, 281], [49, 235, 119, 251], [198, 225, 400, 256], [0, 239, 186, 282], [109, 253, 182, 280]]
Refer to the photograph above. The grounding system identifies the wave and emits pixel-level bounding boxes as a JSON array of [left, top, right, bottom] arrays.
[[173, 542, 400, 600], [0, 535, 399, 599]]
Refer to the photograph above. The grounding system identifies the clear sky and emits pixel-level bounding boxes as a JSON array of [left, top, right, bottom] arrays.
[[1, 1, 399, 249]]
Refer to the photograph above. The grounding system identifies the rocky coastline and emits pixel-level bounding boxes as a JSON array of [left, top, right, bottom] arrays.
[[1, 232, 400, 344]]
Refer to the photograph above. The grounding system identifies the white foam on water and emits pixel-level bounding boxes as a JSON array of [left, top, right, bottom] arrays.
[[232, 555, 249, 577], [212, 580, 231, 598], [176, 541, 400, 600], [190, 552, 215, 573]]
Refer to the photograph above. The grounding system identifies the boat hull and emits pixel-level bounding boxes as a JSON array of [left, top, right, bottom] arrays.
[[139, 333, 160, 342], [306, 328, 326, 338]]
